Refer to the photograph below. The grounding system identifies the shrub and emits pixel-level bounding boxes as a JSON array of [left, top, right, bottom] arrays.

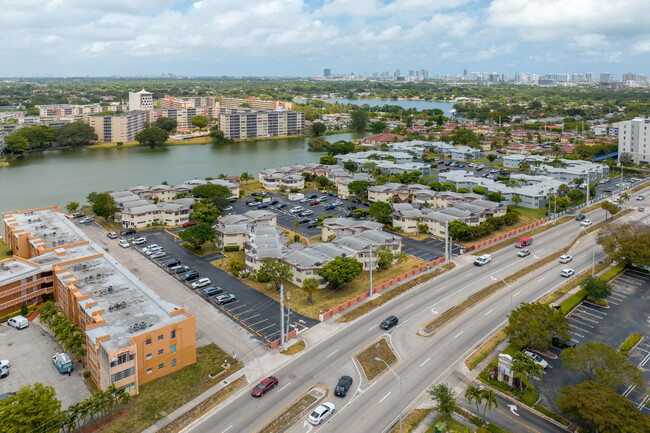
[[210, 367, 224, 377], [620, 333, 643, 356], [83, 371, 91, 378], [224, 246, 239, 252], [232, 270, 240, 278], [20, 302, 28, 316]]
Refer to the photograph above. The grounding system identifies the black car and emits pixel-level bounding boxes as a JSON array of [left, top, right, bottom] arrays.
[[269, 200, 279, 205], [299, 218, 310, 224], [362, 201, 370, 207], [351, 199, 362, 204], [334, 376, 353, 397], [72, 212, 86, 219], [120, 228, 136, 236], [380, 315, 398, 330], [181, 271, 199, 281], [162, 259, 181, 268], [307, 220, 319, 228], [346, 205, 356, 211], [552, 336, 576, 350], [276, 203, 287, 209], [308, 194, 318, 199], [201, 286, 223, 297], [575, 213, 586, 221]]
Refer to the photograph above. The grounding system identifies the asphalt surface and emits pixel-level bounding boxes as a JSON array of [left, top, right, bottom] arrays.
[[185, 183, 650, 433], [459, 381, 567, 433], [126, 230, 320, 344], [399, 235, 462, 262]]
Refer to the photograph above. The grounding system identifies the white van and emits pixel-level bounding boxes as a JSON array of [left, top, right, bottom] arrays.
[[474, 254, 492, 266], [7, 315, 29, 329]]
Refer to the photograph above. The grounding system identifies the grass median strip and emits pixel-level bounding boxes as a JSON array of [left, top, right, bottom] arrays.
[[281, 340, 306, 356], [355, 338, 398, 381], [336, 263, 456, 323], [258, 393, 318, 433]]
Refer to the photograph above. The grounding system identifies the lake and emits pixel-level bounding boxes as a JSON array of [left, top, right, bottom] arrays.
[[0, 132, 367, 214], [322, 99, 456, 116]]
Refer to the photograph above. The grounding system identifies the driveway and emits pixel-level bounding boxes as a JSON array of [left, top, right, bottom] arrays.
[[399, 235, 462, 262]]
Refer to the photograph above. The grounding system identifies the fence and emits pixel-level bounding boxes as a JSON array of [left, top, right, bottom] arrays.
[[268, 328, 298, 350], [463, 218, 547, 253]]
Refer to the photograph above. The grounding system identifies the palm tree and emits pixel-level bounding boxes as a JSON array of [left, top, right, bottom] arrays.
[[39, 301, 60, 324], [510, 357, 529, 390], [429, 384, 458, 422], [524, 363, 544, 393], [480, 388, 498, 417], [464, 385, 484, 415], [301, 278, 319, 305]]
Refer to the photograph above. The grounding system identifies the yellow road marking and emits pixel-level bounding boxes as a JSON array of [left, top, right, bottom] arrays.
[[495, 407, 541, 433]]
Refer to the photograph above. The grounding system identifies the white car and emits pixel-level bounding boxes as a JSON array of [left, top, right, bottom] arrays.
[[558, 255, 572, 264], [637, 195, 645, 201], [119, 240, 130, 248], [289, 206, 303, 214], [308, 402, 335, 425], [224, 206, 233, 212], [474, 254, 492, 266], [523, 350, 548, 369], [131, 237, 147, 245], [581, 219, 592, 227], [191, 278, 211, 289], [561, 268, 575, 277], [518, 249, 530, 258], [0, 360, 10, 369], [146, 246, 163, 255]]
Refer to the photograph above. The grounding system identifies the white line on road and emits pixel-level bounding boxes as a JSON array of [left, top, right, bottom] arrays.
[[466, 272, 473, 276], [222, 425, 233, 433], [454, 331, 464, 339], [537, 276, 545, 282], [379, 392, 392, 403], [403, 303, 415, 310], [327, 350, 339, 358], [369, 325, 378, 332], [512, 291, 520, 298], [278, 383, 292, 392], [484, 309, 494, 316], [420, 357, 431, 367]]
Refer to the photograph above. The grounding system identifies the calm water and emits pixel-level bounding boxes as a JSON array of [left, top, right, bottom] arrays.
[[0, 132, 367, 213], [322, 99, 456, 116]]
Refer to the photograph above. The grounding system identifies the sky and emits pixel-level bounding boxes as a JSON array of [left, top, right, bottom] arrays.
[[1, 0, 650, 78]]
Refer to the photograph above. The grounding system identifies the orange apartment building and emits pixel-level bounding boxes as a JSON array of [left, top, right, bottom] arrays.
[[2, 206, 196, 394]]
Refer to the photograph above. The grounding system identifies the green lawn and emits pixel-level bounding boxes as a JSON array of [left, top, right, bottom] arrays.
[[509, 206, 547, 219], [0, 239, 10, 260]]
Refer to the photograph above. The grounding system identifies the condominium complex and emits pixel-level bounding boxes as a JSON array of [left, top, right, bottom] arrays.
[[37, 103, 128, 117], [619, 117, 650, 165], [218, 107, 304, 139], [147, 107, 215, 130], [159, 95, 216, 109], [2, 206, 196, 395], [128, 89, 154, 111], [85, 111, 148, 142], [219, 96, 294, 111]]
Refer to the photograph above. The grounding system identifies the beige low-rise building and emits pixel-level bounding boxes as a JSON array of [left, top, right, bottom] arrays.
[[215, 211, 278, 249], [367, 183, 431, 203], [391, 203, 477, 236], [321, 218, 385, 240], [109, 192, 192, 229]]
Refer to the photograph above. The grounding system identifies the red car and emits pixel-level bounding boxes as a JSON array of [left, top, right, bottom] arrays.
[[251, 376, 279, 397], [310, 200, 320, 206], [183, 221, 198, 227]]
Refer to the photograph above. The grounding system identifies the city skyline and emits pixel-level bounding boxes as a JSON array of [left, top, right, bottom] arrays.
[[2, 0, 650, 77]]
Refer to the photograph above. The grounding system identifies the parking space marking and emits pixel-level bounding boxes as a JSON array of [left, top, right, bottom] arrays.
[[568, 317, 596, 328], [579, 305, 607, 316], [256, 323, 278, 333], [248, 318, 269, 327], [569, 330, 585, 338], [567, 321, 592, 333]]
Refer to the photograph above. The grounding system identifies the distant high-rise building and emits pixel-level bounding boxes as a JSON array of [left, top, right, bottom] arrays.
[[572, 73, 584, 82], [599, 73, 612, 83], [128, 89, 153, 111], [501, 73, 508, 82], [323, 68, 332, 78], [585, 72, 595, 83], [394, 69, 401, 77], [622, 72, 637, 84], [463, 69, 468, 76], [408, 70, 414, 76], [421, 69, 428, 79]]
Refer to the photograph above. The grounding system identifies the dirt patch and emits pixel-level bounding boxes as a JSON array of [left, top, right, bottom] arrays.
[[258, 393, 318, 433], [355, 338, 398, 381]]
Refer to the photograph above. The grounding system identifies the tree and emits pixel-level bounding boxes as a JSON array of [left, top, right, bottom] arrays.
[[561, 341, 643, 389], [429, 384, 458, 422], [54, 122, 97, 147], [597, 221, 650, 266], [135, 127, 169, 148], [511, 194, 522, 206], [581, 275, 612, 301], [4, 133, 30, 154], [86, 192, 98, 205], [348, 180, 371, 198], [191, 184, 232, 200], [179, 223, 216, 250], [14, 125, 55, 149], [256, 258, 293, 291], [375, 247, 396, 270], [486, 191, 503, 202], [190, 115, 209, 129], [519, 161, 531, 172], [505, 302, 571, 350], [556, 381, 650, 433], [307, 137, 329, 151], [65, 202, 80, 213], [191, 199, 220, 224], [310, 122, 326, 137], [302, 278, 319, 304], [343, 161, 358, 172], [0, 382, 62, 432], [370, 120, 388, 134], [486, 154, 497, 162], [318, 256, 363, 288], [512, 352, 543, 392], [320, 155, 337, 165], [464, 385, 483, 415], [472, 186, 486, 195], [600, 200, 620, 221], [619, 152, 634, 167], [152, 117, 178, 132], [480, 388, 498, 416], [209, 128, 233, 145], [448, 220, 471, 240], [368, 202, 392, 224], [315, 176, 330, 190], [350, 109, 369, 132], [92, 193, 116, 220], [20, 301, 28, 316]]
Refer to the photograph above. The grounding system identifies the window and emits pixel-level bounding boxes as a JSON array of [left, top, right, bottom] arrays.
[[170, 330, 176, 339], [147, 368, 152, 374], [146, 338, 151, 345], [158, 349, 164, 355], [158, 334, 163, 341], [111, 367, 135, 383], [158, 363, 164, 370], [122, 382, 136, 393], [171, 359, 177, 368], [146, 354, 152, 360], [171, 344, 176, 354]]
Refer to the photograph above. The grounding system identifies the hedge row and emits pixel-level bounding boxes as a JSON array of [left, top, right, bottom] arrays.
[[620, 333, 643, 356]]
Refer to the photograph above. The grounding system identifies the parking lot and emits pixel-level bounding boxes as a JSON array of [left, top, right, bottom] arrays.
[[399, 235, 462, 262], [128, 230, 319, 344], [535, 270, 650, 415], [0, 320, 91, 407]]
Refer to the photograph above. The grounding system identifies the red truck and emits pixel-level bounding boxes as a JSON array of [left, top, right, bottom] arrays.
[[514, 236, 533, 248]]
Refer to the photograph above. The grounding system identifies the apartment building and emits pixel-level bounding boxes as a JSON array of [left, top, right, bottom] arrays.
[[320, 218, 384, 240], [368, 183, 431, 203], [2, 206, 196, 395], [217, 107, 305, 139], [85, 111, 148, 143], [391, 203, 477, 235], [214, 211, 278, 249], [502, 155, 609, 182], [109, 192, 192, 229], [619, 117, 650, 165], [147, 107, 215, 130], [37, 103, 127, 117], [219, 97, 294, 111], [159, 95, 216, 109], [128, 89, 154, 111]]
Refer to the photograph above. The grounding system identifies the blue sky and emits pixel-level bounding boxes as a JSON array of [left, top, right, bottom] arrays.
[[1, 0, 649, 78]]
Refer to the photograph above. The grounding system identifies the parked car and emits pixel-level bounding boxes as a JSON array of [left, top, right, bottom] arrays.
[[269, 200, 279, 205], [142, 243, 160, 252], [300, 210, 314, 217], [318, 196, 328, 201], [552, 336, 576, 350], [307, 220, 319, 228], [214, 294, 236, 305], [324, 204, 335, 211], [150, 251, 167, 260], [72, 212, 86, 219], [181, 271, 199, 281], [119, 240, 130, 248], [310, 200, 320, 206], [251, 376, 279, 397], [308, 194, 318, 199], [257, 203, 269, 209], [0, 367, 8, 379], [289, 206, 303, 214], [131, 237, 146, 245], [79, 217, 94, 224], [248, 201, 260, 207], [334, 376, 353, 397], [333, 200, 343, 206], [299, 218, 310, 224], [300, 198, 310, 203], [170, 265, 190, 274], [52, 352, 74, 374], [362, 201, 371, 207], [522, 350, 548, 369], [351, 199, 361, 204], [518, 249, 530, 257], [308, 402, 335, 425], [0, 360, 10, 369], [380, 315, 398, 330], [637, 195, 645, 201], [560, 268, 575, 277], [7, 316, 28, 329], [183, 221, 198, 227], [581, 219, 592, 227], [162, 259, 181, 268], [276, 203, 287, 209], [145, 246, 163, 255], [120, 228, 136, 236], [559, 255, 572, 264], [107, 232, 117, 239], [575, 213, 586, 221], [474, 254, 491, 266], [191, 278, 211, 289], [640, 207, 646, 212], [346, 205, 356, 211], [201, 286, 223, 297], [224, 206, 233, 212]]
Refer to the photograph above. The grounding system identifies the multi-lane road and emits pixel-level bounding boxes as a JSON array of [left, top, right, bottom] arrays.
[[184, 187, 649, 433]]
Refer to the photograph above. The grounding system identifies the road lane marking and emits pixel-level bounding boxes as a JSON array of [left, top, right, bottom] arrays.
[[420, 357, 431, 367], [278, 383, 292, 392], [484, 309, 494, 316], [403, 303, 415, 310], [222, 425, 233, 433], [436, 286, 445, 292], [454, 331, 464, 339], [327, 349, 339, 358], [369, 325, 377, 332], [537, 276, 545, 282], [379, 392, 392, 403]]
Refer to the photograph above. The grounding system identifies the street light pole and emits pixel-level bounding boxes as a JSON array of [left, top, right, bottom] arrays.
[[368, 243, 373, 297], [375, 357, 403, 433]]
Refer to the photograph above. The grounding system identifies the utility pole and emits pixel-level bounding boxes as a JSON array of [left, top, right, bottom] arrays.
[[280, 282, 285, 350], [286, 291, 291, 346], [368, 243, 373, 297], [444, 220, 449, 264], [620, 166, 623, 193]]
